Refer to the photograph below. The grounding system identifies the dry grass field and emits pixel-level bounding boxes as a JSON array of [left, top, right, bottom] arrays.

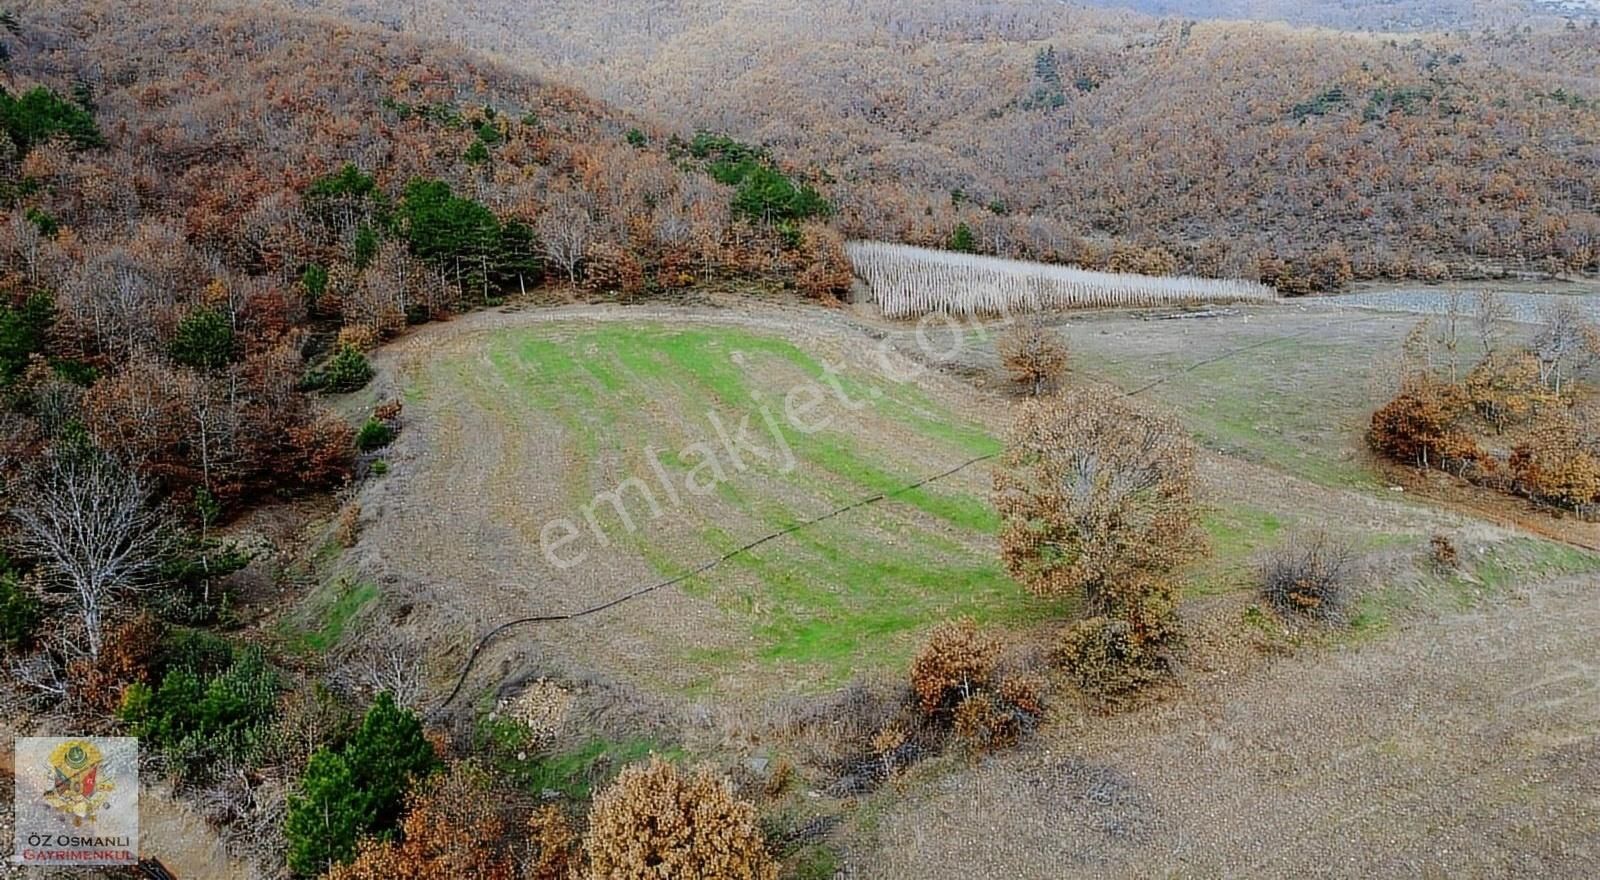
[[302, 295, 1600, 876]]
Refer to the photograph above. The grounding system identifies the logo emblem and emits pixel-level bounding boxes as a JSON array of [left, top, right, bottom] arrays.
[[12, 737, 139, 866], [43, 740, 114, 824]]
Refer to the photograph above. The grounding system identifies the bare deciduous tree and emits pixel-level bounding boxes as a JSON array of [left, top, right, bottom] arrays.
[[538, 191, 597, 286], [11, 450, 166, 659], [1532, 301, 1600, 395], [1474, 289, 1511, 356]]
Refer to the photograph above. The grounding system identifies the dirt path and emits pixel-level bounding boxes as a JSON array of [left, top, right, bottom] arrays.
[[866, 572, 1600, 878]]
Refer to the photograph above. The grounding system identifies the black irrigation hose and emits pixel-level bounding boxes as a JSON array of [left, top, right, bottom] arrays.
[[431, 309, 1402, 716], [432, 449, 1002, 715]]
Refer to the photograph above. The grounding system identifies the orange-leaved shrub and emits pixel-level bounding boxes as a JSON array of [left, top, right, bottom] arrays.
[[324, 762, 517, 880], [909, 617, 999, 715], [997, 314, 1069, 396], [582, 756, 776, 880]]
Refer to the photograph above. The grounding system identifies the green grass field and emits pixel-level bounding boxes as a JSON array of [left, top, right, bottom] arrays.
[[414, 323, 1061, 689]]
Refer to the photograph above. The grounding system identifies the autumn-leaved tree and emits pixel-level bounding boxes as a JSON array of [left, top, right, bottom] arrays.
[[324, 762, 517, 880], [1509, 407, 1600, 512], [996, 314, 1068, 395], [583, 756, 776, 880], [993, 386, 1200, 603], [993, 386, 1200, 695]]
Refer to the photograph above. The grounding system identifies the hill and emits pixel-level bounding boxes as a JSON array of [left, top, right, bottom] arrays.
[[1072, 0, 1573, 31], [288, 0, 1600, 287]]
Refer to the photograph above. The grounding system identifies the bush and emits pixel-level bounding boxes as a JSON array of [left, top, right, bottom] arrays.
[[168, 306, 236, 370], [997, 315, 1068, 395], [286, 692, 440, 877], [583, 756, 776, 880], [526, 805, 577, 880], [1053, 576, 1180, 697], [288, 412, 356, 488], [1429, 533, 1459, 570], [951, 691, 1019, 751], [310, 344, 374, 394], [1258, 532, 1355, 620], [355, 419, 395, 452], [324, 762, 518, 880], [69, 613, 163, 712], [909, 617, 998, 715]]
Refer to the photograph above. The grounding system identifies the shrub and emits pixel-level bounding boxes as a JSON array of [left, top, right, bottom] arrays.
[[909, 617, 998, 715], [1430, 533, 1459, 570], [336, 502, 362, 548], [325, 762, 517, 880], [583, 756, 776, 880], [372, 399, 403, 423], [1258, 532, 1355, 620], [288, 412, 355, 487], [314, 345, 374, 393], [70, 613, 163, 712], [285, 692, 440, 877], [1054, 575, 1180, 697], [355, 419, 395, 452], [168, 306, 236, 370], [526, 805, 577, 880], [997, 315, 1068, 395], [951, 691, 1018, 752], [580, 241, 646, 297], [998, 674, 1045, 717], [262, 682, 355, 775], [1368, 380, 1484, 472], [994, 386, 1201, 604], [336, 324, 379, 353]]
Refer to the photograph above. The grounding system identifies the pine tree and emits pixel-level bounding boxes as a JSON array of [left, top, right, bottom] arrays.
[[284, 693, 439, 877]]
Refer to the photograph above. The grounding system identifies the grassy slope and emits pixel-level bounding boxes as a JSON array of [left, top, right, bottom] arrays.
[[392, 315, 1596, 695], [414, 323, 1061, 690]]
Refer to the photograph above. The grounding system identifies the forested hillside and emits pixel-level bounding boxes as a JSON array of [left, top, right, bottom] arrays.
[[290, 0, 1600, 286], [1072, 0, 1579, 31], [0, 0, 845, 620]]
